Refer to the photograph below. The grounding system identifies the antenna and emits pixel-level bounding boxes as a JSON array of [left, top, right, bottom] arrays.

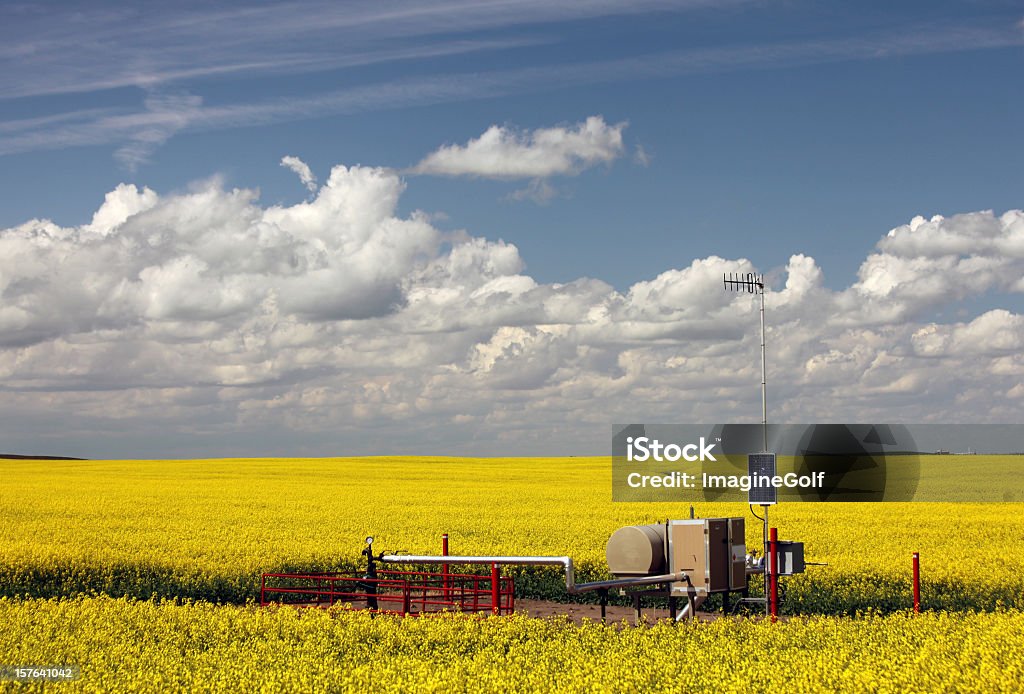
[[723, 272, 767, 453], [724, 271, 773, 617]]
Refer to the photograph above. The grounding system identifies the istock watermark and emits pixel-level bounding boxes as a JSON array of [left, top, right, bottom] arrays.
[[625, 435, 718, 462], [612, 423, 1024, 503]]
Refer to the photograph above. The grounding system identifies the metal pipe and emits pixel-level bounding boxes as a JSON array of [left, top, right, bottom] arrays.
[[380, 555, 687, 595], [676, 592, 705, 621], [383, 555, 578, 591], [572, 572, 688, 593]]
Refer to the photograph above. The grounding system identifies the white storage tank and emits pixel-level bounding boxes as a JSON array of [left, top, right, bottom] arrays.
[[605, 524, 667, 577]]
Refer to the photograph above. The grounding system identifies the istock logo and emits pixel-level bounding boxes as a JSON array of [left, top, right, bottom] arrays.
[[626, 436, 717, 462]]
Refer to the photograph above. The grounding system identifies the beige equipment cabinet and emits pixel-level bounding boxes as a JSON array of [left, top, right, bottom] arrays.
[[668, 518, 746, 596]]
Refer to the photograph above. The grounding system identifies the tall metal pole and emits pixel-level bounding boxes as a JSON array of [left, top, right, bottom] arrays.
[[759, 287, 767, 454], [759, 285, 769, 616], [724, 272, 771, 617]]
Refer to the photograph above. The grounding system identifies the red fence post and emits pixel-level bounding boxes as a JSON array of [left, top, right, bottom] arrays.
[[913, 552, 920, 614], [442, 533, 451, 603], [769, 527, 779, 622], [491, 564, 500, 615]]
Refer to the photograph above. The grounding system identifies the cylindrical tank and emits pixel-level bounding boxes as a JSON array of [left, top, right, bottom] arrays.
[[605, 524, 667, 577]]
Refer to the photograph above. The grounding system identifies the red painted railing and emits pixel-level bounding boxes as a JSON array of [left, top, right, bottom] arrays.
[[769, 526, 779, 622], [260, 569, 514, 616], [912, 552, 920, 614]]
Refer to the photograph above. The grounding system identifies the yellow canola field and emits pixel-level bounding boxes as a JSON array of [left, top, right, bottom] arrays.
[[1, 597, 1023, 693], [1, 457, 1023, 611]]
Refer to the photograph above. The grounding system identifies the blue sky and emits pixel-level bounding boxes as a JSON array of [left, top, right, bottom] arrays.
[[1, 1, 1023, 457]]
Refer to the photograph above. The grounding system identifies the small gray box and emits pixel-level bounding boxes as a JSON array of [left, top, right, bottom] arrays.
[[775, 541, 805, 575]]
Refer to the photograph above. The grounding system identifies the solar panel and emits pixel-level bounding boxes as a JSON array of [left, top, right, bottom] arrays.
[[748, 453, 777, 505]]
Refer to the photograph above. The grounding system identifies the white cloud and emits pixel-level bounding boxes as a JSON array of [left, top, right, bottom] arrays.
[[506, 179, 559, 204], [3, 17, 1020, 167], [633, 144, 651, 167], [840, 209, 1024, 324], [410, 116, 626, 179], [1, 167, 1022, 456], [0, 165, 437, 349], [84, 183, 160, 235], [0, 2, 732, 100], [113, 92, 203, 170], [280, 156, 318, 193], [912, 310, 1024, 357]]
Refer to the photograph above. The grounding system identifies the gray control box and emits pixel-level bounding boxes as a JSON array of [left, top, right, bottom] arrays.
[[775, 541, 805, 575]]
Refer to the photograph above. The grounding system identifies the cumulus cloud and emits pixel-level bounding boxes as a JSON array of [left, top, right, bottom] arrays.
[[0, 165, 439, 350], [280, 155, 318, 193], [912, 310, 1024, 357], [0, 168, 1022, 456], [410, 116, 626, 179], [838, 210, 1024, 324]]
